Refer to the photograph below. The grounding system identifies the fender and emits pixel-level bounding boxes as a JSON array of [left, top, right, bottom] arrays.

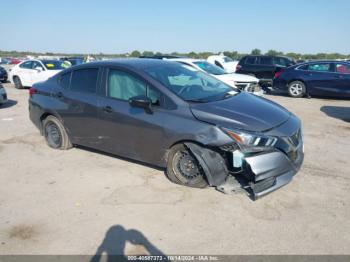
[[184, 142, 228, 186]]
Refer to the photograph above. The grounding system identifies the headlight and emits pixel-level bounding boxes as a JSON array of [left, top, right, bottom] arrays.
[[222, 127, 277, 152]]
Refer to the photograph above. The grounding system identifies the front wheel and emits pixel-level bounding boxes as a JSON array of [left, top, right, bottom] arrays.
[[166, 144, 208, 188], [288, 81, 306, 98], [13, 76, 23, 89], [43, 115, 72, 150]]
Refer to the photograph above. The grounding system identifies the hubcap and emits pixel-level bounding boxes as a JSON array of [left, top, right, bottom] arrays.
[[46, 123, 62, 148], [290, 83, 303, 96], [173, 150, 201, 183]]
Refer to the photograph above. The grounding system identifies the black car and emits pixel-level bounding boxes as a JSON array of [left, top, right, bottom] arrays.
[[236, 55, 296, 86], [273, 61, 350, 98], [0, 66, 8, 83], [29, 59, 304, 199]]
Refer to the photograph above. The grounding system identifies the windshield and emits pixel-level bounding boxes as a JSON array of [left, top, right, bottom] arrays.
[[193, 61, 226, 75], [41, 60, 66, 70], [223, 56, 234, 63], [144, 64, 237, 102]]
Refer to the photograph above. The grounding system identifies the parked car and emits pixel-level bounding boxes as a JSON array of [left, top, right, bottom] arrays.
[[0, 83, 7, 105], [29, 59, 304, 199], [207, 55, 238, 73], [168, 58, 263, 96], [0, 66, 8, 83], [273, 61, 350, 98], [236, 55, 296, 86], [9, 59, 66, 89], [10, 58, 22, 65], [59, 57, 85, 66]]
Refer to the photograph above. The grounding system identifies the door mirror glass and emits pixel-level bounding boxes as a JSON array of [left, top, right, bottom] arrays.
[[129, 95, 153, 113], [35, 67, 43, 72]]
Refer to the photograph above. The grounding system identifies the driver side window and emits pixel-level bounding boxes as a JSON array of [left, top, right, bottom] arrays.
[[107, 69, 161, 105]]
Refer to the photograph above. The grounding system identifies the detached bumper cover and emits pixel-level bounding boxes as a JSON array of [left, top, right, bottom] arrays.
[[245, 147, 304, 198]]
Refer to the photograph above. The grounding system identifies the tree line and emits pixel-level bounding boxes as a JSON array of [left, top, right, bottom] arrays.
[[1, 49, 349, 61]]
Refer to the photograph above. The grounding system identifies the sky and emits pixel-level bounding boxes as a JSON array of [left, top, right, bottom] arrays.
[[1, 0, 350, 54]]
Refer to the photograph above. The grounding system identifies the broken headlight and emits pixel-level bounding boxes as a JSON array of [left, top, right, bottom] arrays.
[[221, 128, 277, 153]]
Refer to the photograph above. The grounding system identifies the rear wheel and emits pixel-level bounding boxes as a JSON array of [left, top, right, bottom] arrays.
[[288, 81, 306, 98], [43, 115, 72, 150], [13, 76, 23, 89], [166, 144, 208, 188]]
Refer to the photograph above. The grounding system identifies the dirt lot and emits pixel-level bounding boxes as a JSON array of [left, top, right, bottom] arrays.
[[0, 82, 349, 256]]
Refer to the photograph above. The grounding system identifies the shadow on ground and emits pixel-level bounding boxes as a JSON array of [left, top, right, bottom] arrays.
[[320, 106, 350, 123], [0, 99, 17, 109], [90, 225, 167, 262]]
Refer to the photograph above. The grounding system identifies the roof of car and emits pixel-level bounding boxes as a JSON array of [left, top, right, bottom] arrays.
[[167, 58, 203, 63], [73, 58, 181, 69]]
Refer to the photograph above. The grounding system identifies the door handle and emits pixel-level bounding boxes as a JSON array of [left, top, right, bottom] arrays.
[[102, 106, 113, 113], [333, 75, 344, 79]]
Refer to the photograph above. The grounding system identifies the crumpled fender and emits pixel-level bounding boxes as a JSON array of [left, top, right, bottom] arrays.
[[184, 142, 229, 186]]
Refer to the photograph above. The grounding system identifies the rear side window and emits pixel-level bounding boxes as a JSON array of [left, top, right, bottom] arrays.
[[307, 63, 331, 72], [60, 72, 71, 89], [71, 68, 98, 93], [245, 56, 256, 65], [19, 61, 33, 69], [274, 57, 288, 66], [257, 56, 273, 65]]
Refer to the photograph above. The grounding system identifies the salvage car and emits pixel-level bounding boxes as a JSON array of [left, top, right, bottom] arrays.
[[207, 55, 238, 73], [168, 58, 263, 96], [0, 83, 8, 105], [29, 59, 304, 199], [9, 59, 66, 89], [273, 61, 350, 98]]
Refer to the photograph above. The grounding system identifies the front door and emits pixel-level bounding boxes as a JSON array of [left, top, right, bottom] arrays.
[[96, 68, 165, 164]]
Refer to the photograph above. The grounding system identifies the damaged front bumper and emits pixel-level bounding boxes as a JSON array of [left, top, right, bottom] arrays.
[[243, 146, 304, 199], [185, 120, 304, 199]]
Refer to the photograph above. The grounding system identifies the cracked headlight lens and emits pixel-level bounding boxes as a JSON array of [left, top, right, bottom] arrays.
[[222, 128, 277, 152]]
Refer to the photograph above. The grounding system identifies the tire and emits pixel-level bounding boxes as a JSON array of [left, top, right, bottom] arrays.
[[13, 76, 23, 89], [166, 144, 208, 188], [288, 81, 306, 98], [43, 115, 72, 150]]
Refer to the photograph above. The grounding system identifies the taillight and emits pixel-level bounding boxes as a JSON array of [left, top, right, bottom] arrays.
[[29, 87, 37, 96], [274, 69, 285, 79], [236, 64, 242, 71]]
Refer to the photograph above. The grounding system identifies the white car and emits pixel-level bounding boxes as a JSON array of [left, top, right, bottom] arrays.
[[207, 55, 238, 73], [9, 59, 67, 89], [168, 58, 264, 96]]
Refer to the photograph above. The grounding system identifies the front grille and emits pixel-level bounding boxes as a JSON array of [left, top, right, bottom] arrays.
[[275, 128, 302, 162]]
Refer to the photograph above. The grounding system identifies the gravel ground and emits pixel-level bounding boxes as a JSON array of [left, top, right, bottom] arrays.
[[0, 82, 349, 256]]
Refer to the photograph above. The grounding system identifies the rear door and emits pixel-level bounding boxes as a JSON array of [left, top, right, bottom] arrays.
[[56, 67, 101, 146], [255, 56, 275, 80], [17, 61, 34, 86], [96, 67, 165, 164], [303, 63, 335, 96]]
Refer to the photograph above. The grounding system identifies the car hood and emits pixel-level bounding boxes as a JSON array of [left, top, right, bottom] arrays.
[[190, 92, 291, 132], [215, 73, 259, 83]]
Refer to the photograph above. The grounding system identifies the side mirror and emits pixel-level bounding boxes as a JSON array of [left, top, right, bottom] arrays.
[[35, 67, 43, 72], [129, 95, 153, 114]]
